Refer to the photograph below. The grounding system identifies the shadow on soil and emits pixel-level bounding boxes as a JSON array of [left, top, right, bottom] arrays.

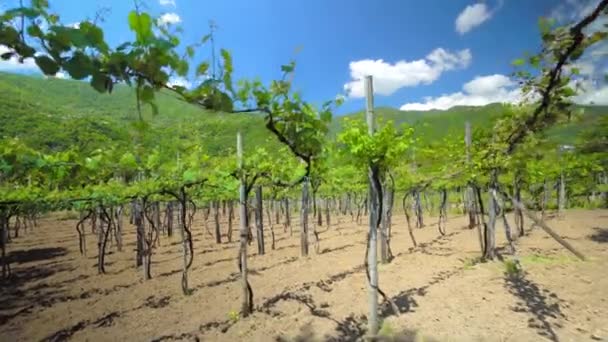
[[41, 311, 121, 341], [7, 247, 68, 264], [320, 243, 356, 255], [263, 263, 461, 341], [275, 320, 436, 342], [380, 268, 461, 317], [262, 290, 375, 341], [0, 258, 78, 324], [504, 272, 566, 342], [148, 223, 464, 341], [44, 293, 175, 341], [589, 227, 608, 243]]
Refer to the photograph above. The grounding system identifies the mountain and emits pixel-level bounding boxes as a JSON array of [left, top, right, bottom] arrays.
[[0, 72, 271, 155], [0, 72, 605, 155], [332, 104, 607, 145]]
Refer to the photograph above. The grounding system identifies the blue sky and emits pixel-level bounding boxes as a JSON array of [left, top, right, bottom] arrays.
[[1, 0, 606, 114]]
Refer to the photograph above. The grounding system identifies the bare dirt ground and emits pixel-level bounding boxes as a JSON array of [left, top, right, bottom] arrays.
[[0, 209, 607, 342]]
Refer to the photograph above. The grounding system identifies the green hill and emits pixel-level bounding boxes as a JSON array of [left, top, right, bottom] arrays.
[[332, 104, 607, 145], [0, 72, 605, 155], [0, 72, 271, 155]]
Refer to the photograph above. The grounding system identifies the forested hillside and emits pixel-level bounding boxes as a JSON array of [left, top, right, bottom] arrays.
[[0, 72, 271, 154], [332, 104, 608, 145], [2, 72, 605, 155]]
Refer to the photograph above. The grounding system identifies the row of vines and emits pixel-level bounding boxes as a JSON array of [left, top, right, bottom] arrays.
[[0, 0, 607, 338]]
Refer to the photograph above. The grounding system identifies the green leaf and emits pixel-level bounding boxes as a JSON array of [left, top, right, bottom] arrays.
[[588, 31, 607, 45], [221, 49, 233, 93], [186, 46, 195, 58], [320, 110, 332, 123], [562, 86, 576, 97], [26, 24, 43, 38], [10, 7, 40, 19], [538, 17, 552, 36], [529, 55, 540, 68], [281, 62, 295, 73], [182, 169, 198, 182], [0, 52, 13, 60], [32, 0, 49, 9], [128, 11, 152, 42], [90, 72, 109, 93], [571, 47, 584, 60], [220, 49, 232, 72], [80, 22, 106, 50], [335, 95, 345, 106], [50, 26, 87, 48], [119, 152, 138, 170], [196, 61, 209, 76], [116, 42, 131, 51], [176, 59, 189, 76], [151, 37, 174, 51], [85, 157, 100, 171], [201, 34, 211, 44], [63, 52, 93, 80], [512, 58, 526, 67], [34, 55, 60, 75]]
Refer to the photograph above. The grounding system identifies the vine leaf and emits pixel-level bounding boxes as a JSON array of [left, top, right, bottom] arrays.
[[34, 55, 59, 75]]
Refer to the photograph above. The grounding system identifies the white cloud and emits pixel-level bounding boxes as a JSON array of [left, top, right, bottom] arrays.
[[42, 71, 68, 79], [572, 71, 608, 105], [550, 0, 600, 25], [455, 3, 492, 34], [158, 12, 181, 26], [463, 74, 514, 95], [1, 45, 67, 79], [550, 1, 608, 79], [400, 67, 608, 111], [400, 74, 522, 111], [159, 0, 176, 6], [168, 76, 191, 89], [0, 45, 38, 73], [403, 1, 607, 111], [576, 84, 608, 105], [343, 48, 472, 98], [553, 0, 608, 107]]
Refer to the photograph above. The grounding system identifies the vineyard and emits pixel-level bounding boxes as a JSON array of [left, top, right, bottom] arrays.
[[1, 1, 607, 341]]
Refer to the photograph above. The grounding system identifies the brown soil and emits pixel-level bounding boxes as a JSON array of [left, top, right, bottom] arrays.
[[0, 209, 607, 341]]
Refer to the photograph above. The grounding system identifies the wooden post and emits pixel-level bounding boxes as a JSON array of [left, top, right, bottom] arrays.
[[227, 200, 234, 242], [285, 198, 292, 235], [97, 208, 106, 274], [301, 178, 310, 256], [485, 177, 497, 260], [134, 201, 143, 267], [380, 185, 393, 262], [510, 196, 585, 261], [365, 75, 379, 337], [255, 186, 265, 255], [325, 198, 331, 228], [214, 201, 222, 244], [559, 172, 566, 215], [465, 121, 478, 229], [178, 190, 189, 294], [237, 132, 251, 315], [0, 210, 9, 279]]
